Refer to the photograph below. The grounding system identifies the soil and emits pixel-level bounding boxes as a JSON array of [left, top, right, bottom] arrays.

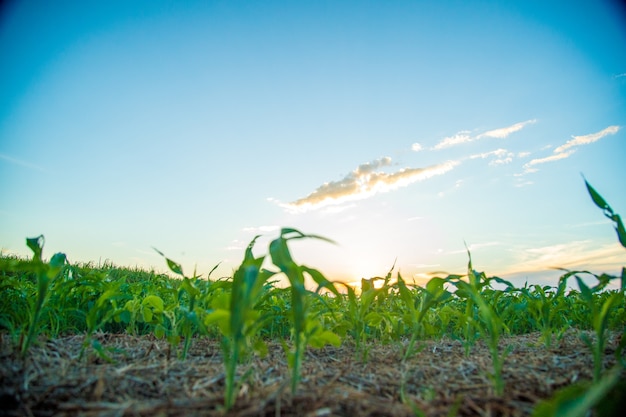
[[0, 330, 624, 417]]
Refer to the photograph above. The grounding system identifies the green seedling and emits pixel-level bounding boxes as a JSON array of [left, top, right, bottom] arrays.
[[397, 273, 451, 361], [336, 268, 394, 362], [269, 228, 341, 395], [532, 365, 623, 417], [154, 248, 209, 360], [519, 280, 569, 348], [20, 235, 67, 358], [204, 236, 275, 410], [447, 250, 513, 396]]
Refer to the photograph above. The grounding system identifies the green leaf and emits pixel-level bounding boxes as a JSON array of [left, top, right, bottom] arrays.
[[575, 276, 593, 303], [614, 214, 626, 249], [26, 235, 44, 262], [204, 309, 231, 335], [584, 178, 612, 214], [301, 265, 339, 296], [153, 247, 184, 276], [142, 295, 164, 313], [308, 329, 341, 348], [364, 312, 383, 326], [532, 366, 621, 417], [154, 324, 166, 339]]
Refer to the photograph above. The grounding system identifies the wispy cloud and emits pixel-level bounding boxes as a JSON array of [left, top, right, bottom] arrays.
[[411, 143, 423, 152], [506, 240, 626, 275], [524, 150, 575, 168], [477, 119, 537, 139], [242, 225, 280, 234], [522, 125, 620, 174], [448, 241, 501, 255], [0, 153, 45, 172], [433, 132, 473, 150], [469, 148, 514, 166], [554, 125, 620, 153], [278, 157, 460, 213], [432, 120, 536, 150]]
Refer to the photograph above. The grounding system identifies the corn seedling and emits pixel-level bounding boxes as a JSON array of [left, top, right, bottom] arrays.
[[20, 235, 67, 358], [396, 273, 451, 361], [447, 250, 513, 396], [269, 228, 341, 395]]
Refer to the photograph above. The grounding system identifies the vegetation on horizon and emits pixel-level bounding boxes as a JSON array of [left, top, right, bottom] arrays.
[[1, 178, 624, 415]]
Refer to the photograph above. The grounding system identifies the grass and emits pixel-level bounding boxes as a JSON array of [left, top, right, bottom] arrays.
[[1, 178, 625, 416]]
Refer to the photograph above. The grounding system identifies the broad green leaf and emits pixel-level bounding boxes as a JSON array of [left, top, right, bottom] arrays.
[[204, 309, 231, 335], [142, 295, 164, 313], [365, 312, 383, 326], [426, 277, 446, 296], [308, 330, 341, 348], [49, 252, 67, 269], [141, 307, 153, 323], [154, 324, 166, 339]]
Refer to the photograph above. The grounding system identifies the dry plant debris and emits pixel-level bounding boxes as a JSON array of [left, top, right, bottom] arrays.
[[1, 329, 622, 417]]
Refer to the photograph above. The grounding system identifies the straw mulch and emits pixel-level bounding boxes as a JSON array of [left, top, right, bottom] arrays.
[[1, 330, 624, 417]]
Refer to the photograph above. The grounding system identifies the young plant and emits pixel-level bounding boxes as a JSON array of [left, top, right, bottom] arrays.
[[532, 365, 623, 417], [153, 248, 209, 359], [269, 228, 341, 395], [80, 279, 126, 361], [448, 250, 513, 396], [204, 236, 275, 410], [519, 280, 569, 348], [396, 273, 451, 361], [336, 269, 394, 362], [20, 235, 67, 358], [579, 177, 626, 381], [570, 272, 623, 382]]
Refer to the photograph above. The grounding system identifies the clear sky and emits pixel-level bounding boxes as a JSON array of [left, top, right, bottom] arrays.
[[1, 0, 625, 288]]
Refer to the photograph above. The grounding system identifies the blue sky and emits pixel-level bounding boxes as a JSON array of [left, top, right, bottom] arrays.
[[1, 0, 625, 287]]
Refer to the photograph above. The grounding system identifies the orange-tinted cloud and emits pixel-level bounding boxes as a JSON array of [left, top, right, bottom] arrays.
[[281, 158, 460, 213]]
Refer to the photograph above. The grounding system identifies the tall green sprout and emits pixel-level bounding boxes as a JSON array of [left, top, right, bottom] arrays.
[[448, 250, 513, 396], [269, 228, 340, 395], [581, 177, 625, 381], [20, 235, 67, 358], [204, 236, 275, 410]]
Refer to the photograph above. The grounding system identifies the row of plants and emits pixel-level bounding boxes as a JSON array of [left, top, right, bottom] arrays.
[[1, 178, 625, 415]]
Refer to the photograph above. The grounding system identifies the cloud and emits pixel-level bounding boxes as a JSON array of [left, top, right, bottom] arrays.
[[242, 225, 280, 234], [469, 148, 514, 165], [505, 240, 626, 275], [279, 158, 460, 213], [521, 125, 620, 174], [477, 119, 537, 139], [448, 241, 501, 255], [432, 119, 536, 150], [554, 125, 620, 153], [411, 143, 423, 152], [432, 132, 473, 150], [524, 150, 575, 168]]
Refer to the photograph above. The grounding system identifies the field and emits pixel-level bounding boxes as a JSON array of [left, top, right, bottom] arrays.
[[1, 180, 625, 416]]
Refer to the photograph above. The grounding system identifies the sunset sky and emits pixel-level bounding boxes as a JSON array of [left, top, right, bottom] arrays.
[[1, 0, 625, 287]]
